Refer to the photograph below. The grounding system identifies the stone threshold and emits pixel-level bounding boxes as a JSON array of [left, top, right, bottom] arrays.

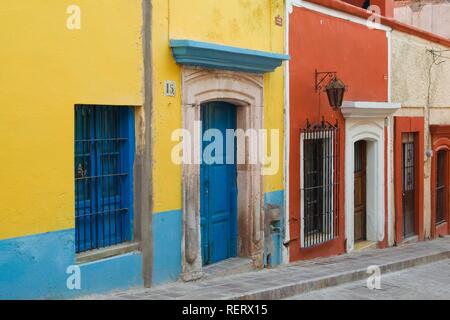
[[203, 257, 255, 280]]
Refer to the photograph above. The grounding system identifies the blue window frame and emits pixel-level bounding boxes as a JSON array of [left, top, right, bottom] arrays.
[[74, 105, 135, 253]]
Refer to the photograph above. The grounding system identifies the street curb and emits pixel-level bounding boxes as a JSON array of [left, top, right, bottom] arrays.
[[229, 250, 450, 300]]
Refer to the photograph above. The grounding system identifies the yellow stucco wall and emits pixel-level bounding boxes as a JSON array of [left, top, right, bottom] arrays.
[[151, 0, 286, 213], [0, 1, 143, 240]]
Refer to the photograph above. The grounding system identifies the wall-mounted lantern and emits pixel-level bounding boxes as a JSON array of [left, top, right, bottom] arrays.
[[315, 69, 347, 109]]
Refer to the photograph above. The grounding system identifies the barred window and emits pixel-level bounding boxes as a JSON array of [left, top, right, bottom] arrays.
[[300, 121, 340, 248], [74, 105, 135, 253]]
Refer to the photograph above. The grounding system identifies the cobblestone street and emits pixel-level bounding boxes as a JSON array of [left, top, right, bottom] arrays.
[[85, 238, 450, 300], [290, 259, 450, 300]]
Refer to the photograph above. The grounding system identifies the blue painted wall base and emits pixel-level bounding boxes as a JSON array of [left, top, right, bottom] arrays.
[[0, 191, 283, 298], [0, 229, 142, 299], [152, 210, 182, 285], [264, 190, 284, 267]]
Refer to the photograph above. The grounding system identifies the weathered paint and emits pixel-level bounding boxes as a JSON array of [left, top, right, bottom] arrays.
[[140, 0, 153, 288], [0, 1, 144, 240], [150, 0, 286, 283], [151, 191, 285, 284], [288, 5, 389, 261], [152, 210, 182, 285], [264, 190, 284, 267], [0, 1, 145, 298], [390, 30, 450, 241], [0, 229, 142, 299], [151, 0, 286, 215]]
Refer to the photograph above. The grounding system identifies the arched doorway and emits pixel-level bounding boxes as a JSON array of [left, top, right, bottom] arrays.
[[346, 135, 384, 251], [341, 101, 400, 252], [180, 68, 264, 281]]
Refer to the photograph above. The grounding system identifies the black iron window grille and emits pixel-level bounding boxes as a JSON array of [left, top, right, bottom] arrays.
[[300, 120, 340, 248], [436, 150, 447, 225], [75, 105, 134, 253]]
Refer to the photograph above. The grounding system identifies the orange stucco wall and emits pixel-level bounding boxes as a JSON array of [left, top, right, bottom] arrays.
[[288, 7, 389, 261]]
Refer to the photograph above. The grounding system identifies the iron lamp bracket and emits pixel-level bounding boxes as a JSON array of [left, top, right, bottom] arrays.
[[315, 70, 337, 92]]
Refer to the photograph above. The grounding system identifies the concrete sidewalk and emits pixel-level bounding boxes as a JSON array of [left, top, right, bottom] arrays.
[[85, 238, 450, 300]]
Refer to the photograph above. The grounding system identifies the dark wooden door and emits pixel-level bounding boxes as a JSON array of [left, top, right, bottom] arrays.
[[354, 141, 366, 241], [436, 150, 448, 225], [402, 135, 416, 238]]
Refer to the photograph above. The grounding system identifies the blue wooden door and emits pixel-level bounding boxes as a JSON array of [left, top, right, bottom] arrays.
[[200, 102, 238, 265]]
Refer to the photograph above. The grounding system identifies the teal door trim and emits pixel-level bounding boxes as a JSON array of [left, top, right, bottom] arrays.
[[170, 39, 290, 73]]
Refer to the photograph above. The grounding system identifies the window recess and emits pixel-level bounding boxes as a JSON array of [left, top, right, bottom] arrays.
[[300, 120, 340, 248], [74, 105, 135, 254]]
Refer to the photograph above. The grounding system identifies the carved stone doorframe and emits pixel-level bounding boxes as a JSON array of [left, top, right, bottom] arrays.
[[180, 68, 265, 281]]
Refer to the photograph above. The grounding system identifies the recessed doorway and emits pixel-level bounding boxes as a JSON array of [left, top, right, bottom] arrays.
[[354, 140, 367, 242], [200, 101, 238, 265]]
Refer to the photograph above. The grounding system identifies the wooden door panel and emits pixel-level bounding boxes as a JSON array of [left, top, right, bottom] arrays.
[[354, 141, 366, 241], [200, 102, 237, 265], [402, 138, 416, 238]]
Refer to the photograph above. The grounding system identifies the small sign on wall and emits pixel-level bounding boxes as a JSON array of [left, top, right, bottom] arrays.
[[275, 15, 283, 27], [165, 80, 176, 97]]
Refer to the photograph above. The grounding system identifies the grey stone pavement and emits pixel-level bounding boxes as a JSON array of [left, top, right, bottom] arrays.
[[84, 238, 450, 300], [290, 259, 450, 300]]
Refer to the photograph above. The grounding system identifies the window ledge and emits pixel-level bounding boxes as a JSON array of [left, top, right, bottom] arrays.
[[76, 242, 140, 264]]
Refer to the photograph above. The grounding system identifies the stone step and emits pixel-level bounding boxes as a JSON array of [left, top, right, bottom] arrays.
[[354, 240, 377, 251], [203, 257, 255, 279]]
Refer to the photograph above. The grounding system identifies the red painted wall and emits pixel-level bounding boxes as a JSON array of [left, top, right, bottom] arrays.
[[430, 125, 450, 237], [289, 7, 389, 261], [393, 117, 425, 243]]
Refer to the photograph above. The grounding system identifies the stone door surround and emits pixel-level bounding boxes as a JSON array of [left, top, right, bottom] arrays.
[[180, 68, 264, 281]]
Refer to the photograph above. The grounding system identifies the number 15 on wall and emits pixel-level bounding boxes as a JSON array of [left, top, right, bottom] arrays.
[[165, 80, 176, 97]]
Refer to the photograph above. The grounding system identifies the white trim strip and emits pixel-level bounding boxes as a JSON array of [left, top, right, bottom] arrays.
[[283, 0, 291, 265], [291, 0, 392, 32]]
